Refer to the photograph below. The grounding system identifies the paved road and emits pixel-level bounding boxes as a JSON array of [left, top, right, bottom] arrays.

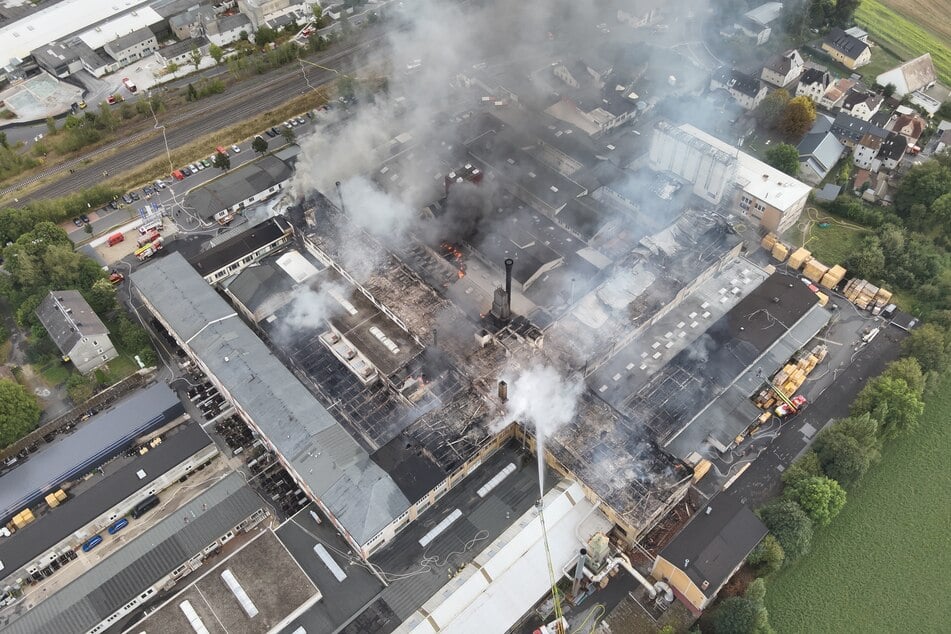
[[4, 31, 383, 204], [712, 313, 907, 508]]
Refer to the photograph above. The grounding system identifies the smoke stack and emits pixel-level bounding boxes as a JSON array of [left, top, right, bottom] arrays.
[[504, 258, 514, 315], [335, 181, 346, 215], [432, 328, 438, 349], [571, 548, 588, 597], [498, 380, 508, 401]]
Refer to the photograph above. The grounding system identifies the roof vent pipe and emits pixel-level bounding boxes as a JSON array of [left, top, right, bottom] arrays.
[[504, 258, 514, 314]]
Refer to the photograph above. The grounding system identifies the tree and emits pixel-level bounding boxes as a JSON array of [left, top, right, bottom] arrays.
[[209, 44, 224, 65], [902, 324, 950, 373], [834, 0, 862, 26], [65, 372, 96, 404], [781, 450, 823, 487], [0, 379, 41, 448], [813, 430, 870, 487], [46, 116, 57, 134], [846, 235, 885, 279], [213, 151, 230, 171], [713, 596, 757, 634], [882, 82, 897, 98], [166, 61, 180, 74], [894, 160, 951, 216], [186, 83, 199, 102], [86, 278, 117, 315], [0, 131, 7, 149], [765, 143, 800, 176], [251, 135, 269, 155], [255, 25, 277, 46], [779, 96, 816, 139], [930, 193, 951, 233], [882, 358, 926, 395], [757, 89, 790, 128], [759, 499, 814, 560], [190, 46, 203, 70], [786, 476, 846, 526], [851, 375, 925, 439], [747, 534, 785, 575], [281, 126, 296, 144]]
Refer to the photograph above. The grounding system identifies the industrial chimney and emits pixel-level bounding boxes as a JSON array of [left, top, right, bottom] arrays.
[[335, 181, 346, 214], [504, 258, 514, 315], [571, 548, 588, 597], [498, 380, 508, 401]]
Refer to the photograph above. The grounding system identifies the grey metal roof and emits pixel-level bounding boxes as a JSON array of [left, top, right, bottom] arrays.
[[157, 35, 208, 60], [188, 216, 291, 276], [131, 253, 409, 544], [666, 302, 831, 456], [215, 12, 251, 32], [0, 472, 261, 634], [798, 132, 845, 174], [35, 290, 108, 355], [0, 422, 212, 580], [183, 155, 293, 220], [105, 26, 155, 53], [0, 382, 184, 522]]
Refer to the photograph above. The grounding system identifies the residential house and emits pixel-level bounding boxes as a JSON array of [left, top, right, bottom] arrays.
[[103, 27, 158, 65], [545, 89, 639, 137], [820, 77, 856, 109], [854, 131, 905, 172], [156, 37, 211, 68], [796, 68, 832, 102], [936, 129, 951, 154], [797, 131, 845, 183], [840, 89, 883, 121], [614, 0, 662, 28], [821, 27, 871, 70], [554, 60, 597, 89], [35, 291, 118, 374], [761, 49, 804, 88], [875, 53, 937, 97], [830, 112, 888, 147], [651, 494, 768, 612], [711, 68, 767, 110], [237, 0, 306, 30], [169, 6, 215, 40], [887, 112, 927, 149], [735, 2, 783, 45], [207, 13, 253, 47]]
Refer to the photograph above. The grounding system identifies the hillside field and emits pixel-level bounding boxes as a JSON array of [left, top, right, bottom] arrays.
[[765, 371, 951, 632], [855, 0, 951, 85]]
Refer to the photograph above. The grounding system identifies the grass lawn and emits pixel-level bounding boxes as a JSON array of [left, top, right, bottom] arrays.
[[855, 0, 951, 86], [765, 371, 951, 632], [39, 360, 70, 386], [786, 209, 869, 267]]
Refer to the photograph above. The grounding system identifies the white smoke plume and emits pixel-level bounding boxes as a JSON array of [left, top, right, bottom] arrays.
[[279, 279, 351, 333]]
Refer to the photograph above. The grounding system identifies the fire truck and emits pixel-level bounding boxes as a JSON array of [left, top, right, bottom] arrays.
[[136, 229, 161, 248], [134, 237, 163, 260]]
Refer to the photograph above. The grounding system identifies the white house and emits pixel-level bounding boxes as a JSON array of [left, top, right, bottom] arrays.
[[761, 49, 804, 88], [840, 89, 883, 121], [103, 27, 157, 65], [736, 2, 783, 45], [875, 54, 937, 97], [796, 68, 832, 102]]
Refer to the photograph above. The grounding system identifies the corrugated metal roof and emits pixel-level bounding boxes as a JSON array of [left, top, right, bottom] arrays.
[[0, 421, 212, 580], [0, 473, 260, 634], [0, 382, 184, 523], [131, 253, 409, 544]]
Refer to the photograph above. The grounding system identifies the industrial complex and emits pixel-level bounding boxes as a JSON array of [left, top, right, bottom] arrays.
[[0, 0, 929, 633]]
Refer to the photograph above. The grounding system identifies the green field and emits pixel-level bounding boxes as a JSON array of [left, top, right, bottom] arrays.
[[855, 0, 951, 86], [765, 371, 951, 632]]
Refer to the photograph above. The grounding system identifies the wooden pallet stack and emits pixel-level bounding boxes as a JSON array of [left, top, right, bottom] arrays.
[[820, 264, 847, 290], [753, 344, 829, 409], [788, 247, 812, 270]]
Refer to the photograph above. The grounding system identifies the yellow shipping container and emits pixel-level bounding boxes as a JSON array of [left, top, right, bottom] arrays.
[[54, 489, 67, 502], [45, 493, 60, 508], [788, 247, 812, 270]]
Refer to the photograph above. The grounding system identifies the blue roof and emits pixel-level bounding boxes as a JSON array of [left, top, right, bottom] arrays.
[[0, 383, 184, 522]]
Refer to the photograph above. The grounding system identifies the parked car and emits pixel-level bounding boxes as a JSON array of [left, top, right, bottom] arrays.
[[79, 213, 90, 224], [188, 163, 199, 173], [78, 100, 87, 109], [121, 194, 134, 204], [180, 166, 192, 177], [231, 144, 241, 153], [130, 192, 140, 202], [108, 199, 119, 210], [72, 217, 83, 227], [154, 180, 167, 189], [107, 518, 128, 534], [143, 185, 154, 196], [295, 116, 305, 125], [201, 159, 211, 168], [81, 535, 103, 552], [265, 128, 278, 137]]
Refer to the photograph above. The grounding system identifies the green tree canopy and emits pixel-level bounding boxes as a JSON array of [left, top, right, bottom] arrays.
[[786, 475, 847, 527], [190, 46, 202, 70], [209, 44, 224, 64], [813, 429, 871, 487], [86, 278, 117, 315], [713, 596, 757, 634], [213, 151, 231, 171], [846, 235, 885, 280], [881, 357, 926, 395], [902, 323, 951, 373], [765, 143, 800, 176], [281, 126, 296, 144], [781, 450, 823, 487], [747, 534, 785, 575], [0, 379, 41, 448], [894, 160, 951, 216], [851, 375, 925, 439], [759, 499, 814, 561], [757, 89, 790, 127], [255, 25, 277, 46], [252, 135, 269, 155]]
